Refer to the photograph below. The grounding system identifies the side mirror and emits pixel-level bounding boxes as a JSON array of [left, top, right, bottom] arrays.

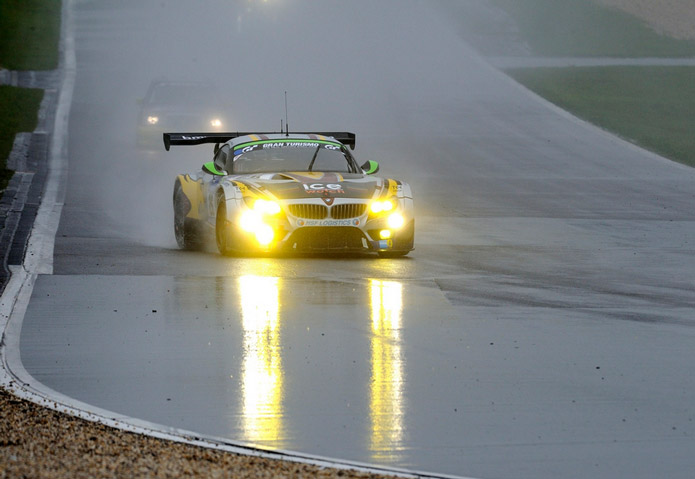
[[361, 160, 380, 175], [202, 161, 226, 176]]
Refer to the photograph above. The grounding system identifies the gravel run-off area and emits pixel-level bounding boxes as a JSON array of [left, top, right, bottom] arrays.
[[0, 385, 401, 479]]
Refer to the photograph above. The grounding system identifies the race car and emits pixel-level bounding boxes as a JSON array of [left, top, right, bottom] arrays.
[[165, 132, 414, 257], [137, 80, 228, 148]]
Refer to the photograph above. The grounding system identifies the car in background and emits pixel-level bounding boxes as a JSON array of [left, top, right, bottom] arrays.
[[166, 131, 415, 257], [137, 80, 228, 148]]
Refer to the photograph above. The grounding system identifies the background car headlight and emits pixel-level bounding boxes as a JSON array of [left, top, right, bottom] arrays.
[[370, 199, 395, 214], [210, 118, 222, 128], [147, 115, 159, 125]]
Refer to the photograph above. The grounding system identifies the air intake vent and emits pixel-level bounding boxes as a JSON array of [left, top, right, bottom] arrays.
[[288, 204, 327, 219], [331, 203, 367, 219]]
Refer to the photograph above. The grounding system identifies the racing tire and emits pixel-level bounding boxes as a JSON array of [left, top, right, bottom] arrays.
[[174, 183, 203, 251], [216, 201, 236, 256]]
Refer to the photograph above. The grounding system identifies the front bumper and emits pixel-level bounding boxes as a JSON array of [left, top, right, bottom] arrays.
[[225, 199, 414, 255]]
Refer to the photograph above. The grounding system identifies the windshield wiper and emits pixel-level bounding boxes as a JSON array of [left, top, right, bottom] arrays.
[[308, 145, 321, 172]]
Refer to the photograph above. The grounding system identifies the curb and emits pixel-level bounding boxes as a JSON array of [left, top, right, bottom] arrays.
[[0, 80, 58, 295]]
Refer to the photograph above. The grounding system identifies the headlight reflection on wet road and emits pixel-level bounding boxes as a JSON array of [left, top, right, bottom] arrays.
[[369, 279, 405, 461], [239, 275, 285, 445], [235, 273, 407, 458]]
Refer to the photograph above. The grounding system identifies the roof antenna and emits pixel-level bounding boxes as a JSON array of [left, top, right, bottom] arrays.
[[284, 91, 289, 137]]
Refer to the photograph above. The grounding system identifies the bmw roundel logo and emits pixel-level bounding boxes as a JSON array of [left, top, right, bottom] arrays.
[[298, 220, 305, 226]]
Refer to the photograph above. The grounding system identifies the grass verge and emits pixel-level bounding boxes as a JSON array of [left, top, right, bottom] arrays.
[[0, 86, 44, 191], [490, 0, 695, 57], [509, 66, 695, 168], [0, 0, 61, 70], [1, 0, 59, 193]]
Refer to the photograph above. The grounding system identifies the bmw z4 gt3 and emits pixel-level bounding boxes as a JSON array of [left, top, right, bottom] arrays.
[[166, 132, 414, 257]]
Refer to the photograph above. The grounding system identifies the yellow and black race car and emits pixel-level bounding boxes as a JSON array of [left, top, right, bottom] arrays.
[[166, 132, 414, 256]]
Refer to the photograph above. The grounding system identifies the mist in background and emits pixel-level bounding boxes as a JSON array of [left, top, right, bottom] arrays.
[[67, 0, 493, 247]]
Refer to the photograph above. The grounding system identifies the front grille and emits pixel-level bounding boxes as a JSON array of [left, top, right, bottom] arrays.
[[331, 203, 367, 219], [288, 204, 327, 219], [289, 227, 368, 252]]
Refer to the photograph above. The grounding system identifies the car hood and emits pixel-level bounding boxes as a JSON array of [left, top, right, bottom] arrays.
[[232, 172, 381, 200]]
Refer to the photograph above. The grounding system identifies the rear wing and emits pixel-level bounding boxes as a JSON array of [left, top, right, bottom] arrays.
[[163, 132, 356, 151]]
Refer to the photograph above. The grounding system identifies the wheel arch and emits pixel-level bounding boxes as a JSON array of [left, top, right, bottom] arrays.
[[174, 174, 204, 220]]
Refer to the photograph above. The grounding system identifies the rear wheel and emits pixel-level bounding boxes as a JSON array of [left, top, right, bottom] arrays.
[[173, 183, 203, 250]]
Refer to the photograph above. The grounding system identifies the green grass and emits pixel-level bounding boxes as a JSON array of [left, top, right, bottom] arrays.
[[0, 0, 61, 70], [510, 67, 695, 168], [0, 0, 59, 192], [0, 86, 44, 191], [491, 0, 695, 57]]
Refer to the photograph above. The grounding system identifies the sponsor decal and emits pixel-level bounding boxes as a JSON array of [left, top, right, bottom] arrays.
[[233, 181, 248, 194], [233, 140, 341, 159], [234, 144, 261, 156], [298, 219, 360, 227], [263, 142, 319, 149], [389, 181, 398, 195], [302, 183, 344, 195]]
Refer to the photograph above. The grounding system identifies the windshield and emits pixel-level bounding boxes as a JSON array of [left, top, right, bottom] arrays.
[[231, 140, 354, 173]]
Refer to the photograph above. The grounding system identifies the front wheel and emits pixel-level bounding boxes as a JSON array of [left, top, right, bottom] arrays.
[[216, 200, 235, 256], [174, 183, 203, 251]]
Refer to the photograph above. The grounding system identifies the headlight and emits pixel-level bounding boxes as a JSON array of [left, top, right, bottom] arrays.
[[210, 118, 222, 128], [147, 115, 159, 125], [369, 199, 395, 214], [254, 224, 274, 246], [239, 198, 281, 246], [387, 212, 405, 229], [253, 199, 281, 215], [239, 210, 276, 245]]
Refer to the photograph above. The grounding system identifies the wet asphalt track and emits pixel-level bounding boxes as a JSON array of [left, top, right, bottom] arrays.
[[18, 1, 695, 478]]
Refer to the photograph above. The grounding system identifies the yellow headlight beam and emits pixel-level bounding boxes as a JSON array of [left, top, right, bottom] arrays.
[[240, 199, 281, 246], [255, 224, 275, 246], [387, 213, 405, 229], [369, 199, 395, 214], [240, 210, 262, 233], [253, 199, 281, 215]]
